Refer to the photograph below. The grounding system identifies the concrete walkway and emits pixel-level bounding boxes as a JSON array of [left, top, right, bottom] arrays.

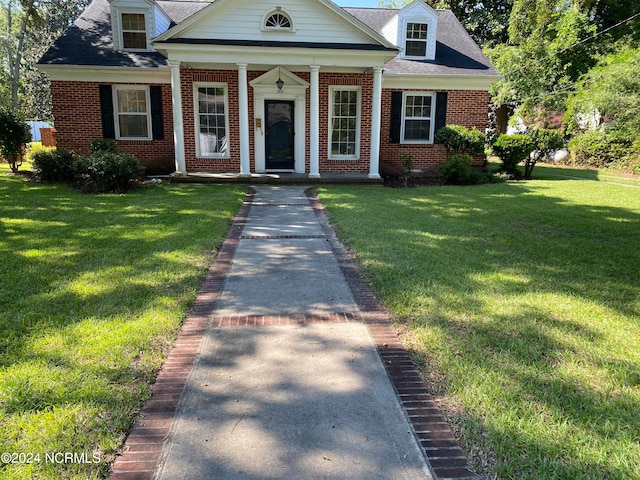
[[109, 186, 479, 480]]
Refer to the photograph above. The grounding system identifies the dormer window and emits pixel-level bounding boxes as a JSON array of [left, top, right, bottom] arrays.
[[263, 9, 294, 32], [121, 13, 147, 50], [405, 23, 427, 57]]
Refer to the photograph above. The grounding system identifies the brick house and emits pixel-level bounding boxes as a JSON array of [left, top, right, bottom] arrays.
[[37, 0, 500, 178]]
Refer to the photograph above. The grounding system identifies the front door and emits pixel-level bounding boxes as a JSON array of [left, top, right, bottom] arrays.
[[265, 100, 294, 170]]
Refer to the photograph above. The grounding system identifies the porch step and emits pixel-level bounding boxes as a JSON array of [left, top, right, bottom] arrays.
[[167, 172, 383, 185]]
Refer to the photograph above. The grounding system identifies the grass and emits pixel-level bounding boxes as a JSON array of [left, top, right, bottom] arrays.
[[533, 162, 640, 187], [319, 177, 640, 479], [0, 164, 245, 479]]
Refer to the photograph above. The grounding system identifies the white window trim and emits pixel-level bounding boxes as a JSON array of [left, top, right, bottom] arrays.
[[261, 8, 296, 32], [113, 85, 152, 141], [398, 17, 437, 60], [118, 8, 151, 52], [194, 83, 230, 159], [404, 22, 428, 58], [328, 86, 361, 160], [400, 91, 436, 144]]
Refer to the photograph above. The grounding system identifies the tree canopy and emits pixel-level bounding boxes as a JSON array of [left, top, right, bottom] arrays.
[[0, 0, 90, 119]]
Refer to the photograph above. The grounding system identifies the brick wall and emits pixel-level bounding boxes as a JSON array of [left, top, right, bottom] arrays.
[[50, 78, 491, 176], [380, 89, 490, 172], [50, 81, 175, 173]]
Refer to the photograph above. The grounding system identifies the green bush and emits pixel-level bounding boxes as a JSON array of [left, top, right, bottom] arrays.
[[439, 154, 473, 184], [492, 134, 536, 174], [435, 125, 486, 156], [525, 128, 565, 178], [75, 152, 141, 193], [25, 142, 56, 164], [0, 108, 31, 173], [89, 138, 117, 154], [568, 129, 633, 168], [32, 149, 76, 182]]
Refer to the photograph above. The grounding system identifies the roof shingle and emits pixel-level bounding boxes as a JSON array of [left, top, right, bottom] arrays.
[[39, 0, 498, 78]]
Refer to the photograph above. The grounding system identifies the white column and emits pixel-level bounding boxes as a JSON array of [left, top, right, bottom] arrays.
[[237, 63, 251, 177], [309, 65, 321, 178], [369, 66, 383, 179], [169, 60, 186, 175]]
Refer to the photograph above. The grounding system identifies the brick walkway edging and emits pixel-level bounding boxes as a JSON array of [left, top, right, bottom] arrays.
[[109, 186, 479, 480]]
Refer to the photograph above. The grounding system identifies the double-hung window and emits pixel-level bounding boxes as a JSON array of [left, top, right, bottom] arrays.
[[195, 85, 229, 158], [114, 86, 151, 140], [329, 87, 360, 159], [121, 13, 147, 50], [405, 23, 428, 57], [401, 93, 435, 144]]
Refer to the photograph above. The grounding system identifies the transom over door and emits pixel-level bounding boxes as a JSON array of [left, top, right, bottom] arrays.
[[265, 100, 295, 170]]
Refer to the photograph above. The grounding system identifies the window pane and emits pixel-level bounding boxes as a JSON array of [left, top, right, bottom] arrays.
[[119, 115, 148, 138], [330, 89, 359, 157], [404, 119, 430, 141], [117, 90, 147, 113], [122, 13, 146, 49], [122, 13, 145, 30], [407, 23, 427, 39], [198, 87, 227, 156], [406, 40, 426, 57]]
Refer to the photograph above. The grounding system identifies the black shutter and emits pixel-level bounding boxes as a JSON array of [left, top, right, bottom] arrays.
[[99, 85, 115, 139], [150, 86, 164, 140], [435, 92, 448, 132], [389, 91, 403, 143]]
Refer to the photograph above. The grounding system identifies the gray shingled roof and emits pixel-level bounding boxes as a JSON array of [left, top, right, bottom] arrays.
[[39, 0, 498, 78], [344, 7, 498, 76], [38, 0, 208, 68]]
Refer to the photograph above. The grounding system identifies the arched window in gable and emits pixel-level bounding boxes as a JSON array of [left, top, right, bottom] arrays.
[[264, 10, 293, 31]]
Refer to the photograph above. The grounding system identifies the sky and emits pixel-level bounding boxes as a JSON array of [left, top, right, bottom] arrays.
[[333, 0, 382, 7]]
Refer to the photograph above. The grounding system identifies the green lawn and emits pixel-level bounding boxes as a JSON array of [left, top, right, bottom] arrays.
[[533, 162, 640, 187], [0, 165, 245, 479], [319, 178, 640, 479]]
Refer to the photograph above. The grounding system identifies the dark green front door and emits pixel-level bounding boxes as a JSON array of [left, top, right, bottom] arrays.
[[265, 100, 294, 170]]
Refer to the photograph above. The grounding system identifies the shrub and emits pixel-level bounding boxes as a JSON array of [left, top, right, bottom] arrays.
[[74, 152, 141, 193], [435, 125, 486, 157], [32, 149, 76, 182], [439, 154, 473, 184], [89, 138, 117, 154], [525, 128, 565, 178], [492, 134, 536, 174], [568, 129, 633, 168], [0, 108, 31, 173], [25, 142, 56, 164]]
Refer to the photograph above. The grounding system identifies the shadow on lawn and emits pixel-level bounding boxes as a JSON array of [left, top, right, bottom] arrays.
[[0, 176, 244, 477], [322, 183, 640, 479]]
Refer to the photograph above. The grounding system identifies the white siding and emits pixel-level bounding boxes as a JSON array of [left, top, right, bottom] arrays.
[[180, 0, 375, 45], [381, 15, 398, 46], [155, 5, 171, 37]]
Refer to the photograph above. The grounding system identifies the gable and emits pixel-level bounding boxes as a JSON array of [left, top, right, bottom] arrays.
[[155, 0, 393, 48]]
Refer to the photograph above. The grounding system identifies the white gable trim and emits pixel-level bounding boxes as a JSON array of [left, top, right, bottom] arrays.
[[154, 0, 396, 51], [154, 42, 395, 70]]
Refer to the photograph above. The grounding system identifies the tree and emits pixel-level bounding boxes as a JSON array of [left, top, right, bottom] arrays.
[[487, 1, 597, 121], [0, 107, 31, 172], [0, 0, 90, 118], [564, 46, 640, 138]]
